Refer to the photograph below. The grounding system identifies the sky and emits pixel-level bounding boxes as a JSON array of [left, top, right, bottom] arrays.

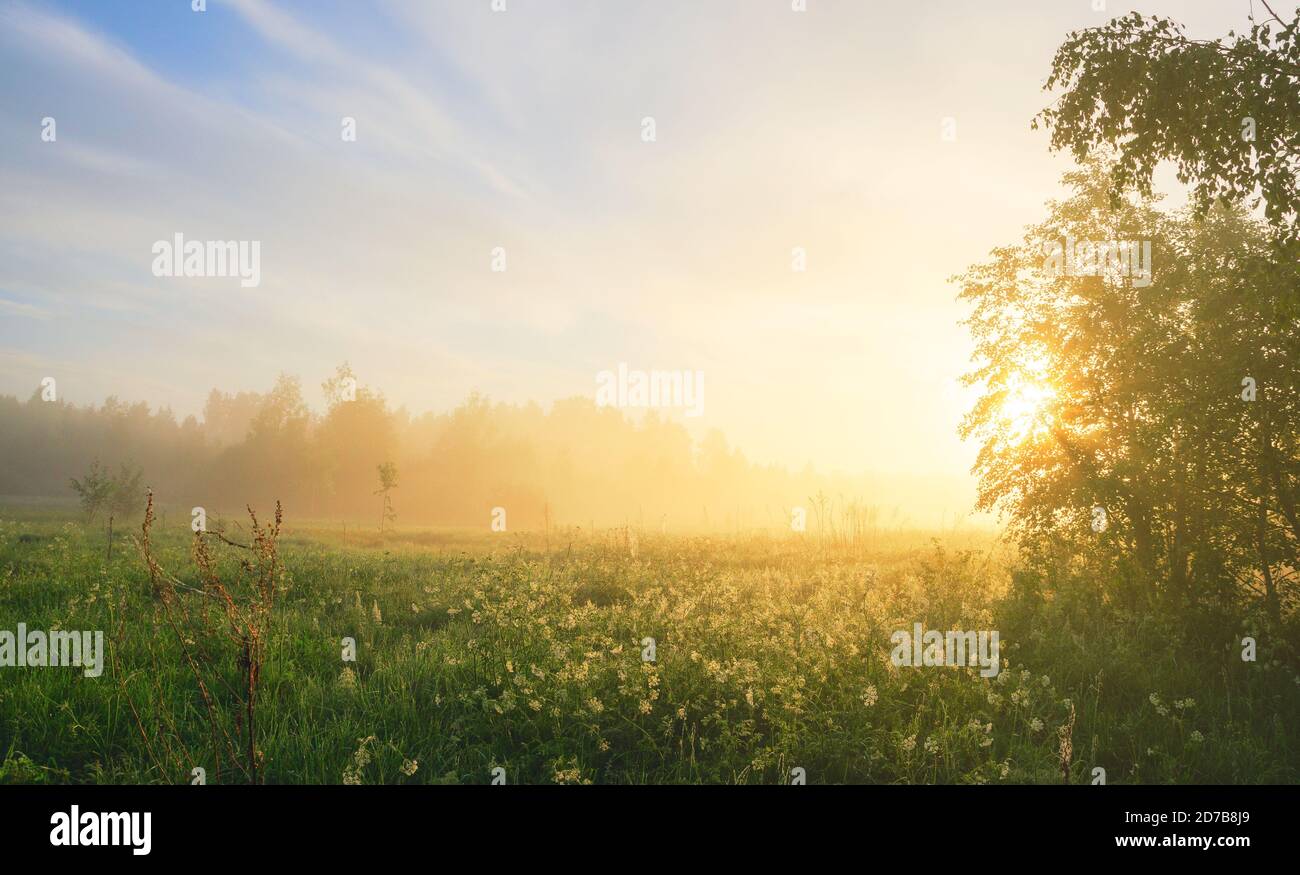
[[0, 0, 1275, 518]]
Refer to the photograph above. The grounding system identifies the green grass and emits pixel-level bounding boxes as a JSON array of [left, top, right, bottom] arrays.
[[0, 506, 1295, 784]]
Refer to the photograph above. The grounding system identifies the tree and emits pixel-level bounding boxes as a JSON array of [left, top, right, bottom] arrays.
[[322, 362, 358, 409], [316, 370, 396, 515], [1028, 8, 1299, 620], [108, 463, 144, 521], [69, 460, 114, 525], [955, 161, 1296, 619], [375, 461, 398, 533]]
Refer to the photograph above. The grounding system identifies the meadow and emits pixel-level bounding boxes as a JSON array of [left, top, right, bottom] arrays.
[[1, 503, 1295, 785]]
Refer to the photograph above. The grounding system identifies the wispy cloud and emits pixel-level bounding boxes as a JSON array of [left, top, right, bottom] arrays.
[[0, 296, 54, 321]]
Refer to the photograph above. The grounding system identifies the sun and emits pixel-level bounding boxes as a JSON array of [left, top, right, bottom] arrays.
[[1000, 371, 1056, 443]]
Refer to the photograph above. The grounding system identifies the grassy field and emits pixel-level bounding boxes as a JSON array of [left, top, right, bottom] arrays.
[[0, 504, 1296, 785]]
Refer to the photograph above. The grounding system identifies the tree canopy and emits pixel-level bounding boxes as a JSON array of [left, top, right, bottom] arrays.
[[1036, 9, 1300, 247]]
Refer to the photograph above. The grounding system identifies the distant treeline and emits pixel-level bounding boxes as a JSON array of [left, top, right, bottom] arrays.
[[0, 366, 922, 532]]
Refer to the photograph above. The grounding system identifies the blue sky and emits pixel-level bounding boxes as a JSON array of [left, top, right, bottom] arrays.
[[0, 0, 1271, 519]]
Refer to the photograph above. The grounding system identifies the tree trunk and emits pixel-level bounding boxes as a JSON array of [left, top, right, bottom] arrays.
[[1256, 494, 1282, 624]]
